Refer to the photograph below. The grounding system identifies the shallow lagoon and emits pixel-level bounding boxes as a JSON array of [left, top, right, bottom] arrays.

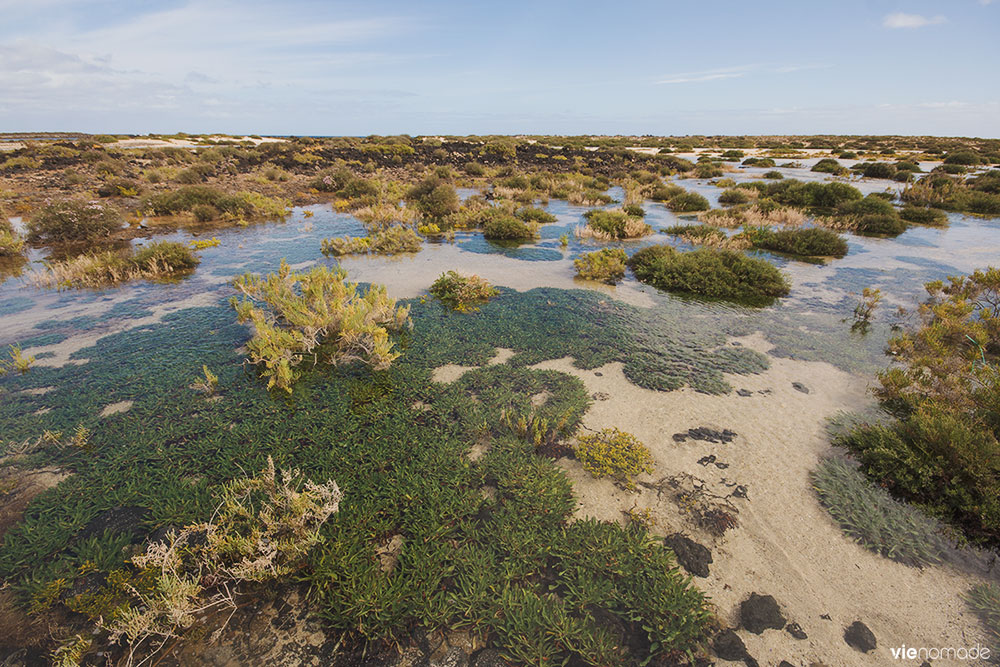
[[2, 167, 999, 665]]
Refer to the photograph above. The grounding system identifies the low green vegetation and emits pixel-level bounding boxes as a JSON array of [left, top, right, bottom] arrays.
[[0, 216, 25, 256], [752, 227, 849, 258], [321, 226, 423, 256], [573, 248, 628, 284], [27, 200, 123, 245], [628, 245, 790, 304], [405, 176, 460, 219], [811, 457, 950, 566], [902, 171, 1000, 217], [29, 241, 200, 289], [231, 261, 411, 392], [429, 271, 499, 312], [811, 158, 848, 175], [145, 186, 291, 221], [0, 289, 720, 665], [667, 191, 710, 212], [836, 268, 1000, 547], [900, 205, 948, 226], [838, 195, 908, 236], [482, 213, 539, 240], [718, 188, 754, 205], [964, 584, 1000, 661], [0, 344, 35, 376], [579, 209, 651, 240], [742, 157, 776, 167], [575, 428, 654, 490]]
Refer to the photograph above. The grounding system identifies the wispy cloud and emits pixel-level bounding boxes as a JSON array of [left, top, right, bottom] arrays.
[[657, 63, 827, 85], [882, 12, 947, 29], [657, 66, 755, 85]]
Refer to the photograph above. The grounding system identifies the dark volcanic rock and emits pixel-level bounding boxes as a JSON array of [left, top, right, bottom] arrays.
[[844, 621, 877, 653], [470, 649, 507, 667], [664, 533, 713, 577], [673, 426, 738, 444], [712, 629, 748, 662], [736, 389, 753, 397], [785, 621, 807, 640], [791, 382, 810, 394], [77, 505, 150, 541], [740, 593, 786, 634]]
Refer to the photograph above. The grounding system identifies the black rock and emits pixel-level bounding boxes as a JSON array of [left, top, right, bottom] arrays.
[[791, 382, 809, 394], [712, 629, 747, 661], [737, 389, 752, 397], [740, 593, 786, 634], [778, 662, 795, 667], [785, 621, 807, 640], [664, 533, 713, 577], [77, 506, 151, 542], [844, 621, 877, 653], [672, 433, 688, 443]]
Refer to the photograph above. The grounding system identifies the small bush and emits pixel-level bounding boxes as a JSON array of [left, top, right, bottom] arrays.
[[900, 206, 948, 226], [321, 226, 422, 256], [854, 214, 907, 236], [753, 227, 848, 258], [649, 182, 685, 202], [145, 186, 289, 220], [763, 170, 783, 179], [516, 206, 556, 224], [231, 261, 409, 391], [811, 457, 950, 566], [628, 245, 790, 304], [462, 161, 486, 176], [429, 271, 499, 311], [27, 200, 123, 244], [718, 188, 753, 205], [693, 162, 723, 179], [622, 204, 645, 217], [859, 162, 896, 179], [574, 248, 628, 284], [811, 158, 845, 174], [191, 203, 218, 222], [406, 177, 460, 219], [667, 192, 710, 212], [742, 157, 776, 167], [575, 428, 653, 490], [580, 210, 651, 240], [132, 241, 200, 272], [483, 214, 539, 240], [944, 150, 982, 166]]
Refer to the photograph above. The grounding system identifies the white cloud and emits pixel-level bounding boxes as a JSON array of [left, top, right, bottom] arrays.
[[657, 65, 756, 85], [882, 12, 947, 29]]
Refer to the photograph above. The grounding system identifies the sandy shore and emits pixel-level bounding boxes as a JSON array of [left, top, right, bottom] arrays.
[[434, 332, 992, 665]]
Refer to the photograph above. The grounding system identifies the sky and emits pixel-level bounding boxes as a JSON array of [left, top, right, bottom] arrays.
[[0, 0, 998, 137]]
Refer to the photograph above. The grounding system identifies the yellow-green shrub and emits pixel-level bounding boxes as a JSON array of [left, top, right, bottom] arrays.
[[575, 428, 653, 489]]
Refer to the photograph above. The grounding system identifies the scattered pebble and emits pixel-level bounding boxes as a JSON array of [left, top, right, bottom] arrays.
[[785, 622, 807, 640], [672, 427, 737, 444]]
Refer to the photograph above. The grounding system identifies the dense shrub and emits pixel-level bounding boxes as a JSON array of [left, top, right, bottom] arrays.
[[649, 182, 685, 201], [321, 226, 422, 256], [27, 200, 123, 244], [29, 241, 200, 288], [742, 157, 776, 167], [406, 177, 460, 219], [628, 245, 790, 304], [811, 158, 845, 174], [667, 192, 710, 212], [693, 162, 723, 179], [132, 241, 200, 272], [753, 227, 848, 258], [763, 170, 783, 179], [858, 162, 896, 179], [483, 214, 539, 240], [742, 179, 862, 209], [900, 206, 948, 226], [516, 206, 556, 223], [718, 188, 753, 205], [839, 269, 1000, 547], [310, 168, 378, 198], [429, 271, 499, 311], [944, 150, 982, 166], [573, 248, 628, 284], [462, 161, 486, 176], [145, 186, 290, 219]]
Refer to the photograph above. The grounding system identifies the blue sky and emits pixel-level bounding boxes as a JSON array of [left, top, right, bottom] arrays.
[[0, 0, 997, 136]]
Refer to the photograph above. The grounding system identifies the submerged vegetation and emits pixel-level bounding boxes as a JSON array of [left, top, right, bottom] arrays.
[[811, 456, 950, 566], [231, 261, 411, 392]]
